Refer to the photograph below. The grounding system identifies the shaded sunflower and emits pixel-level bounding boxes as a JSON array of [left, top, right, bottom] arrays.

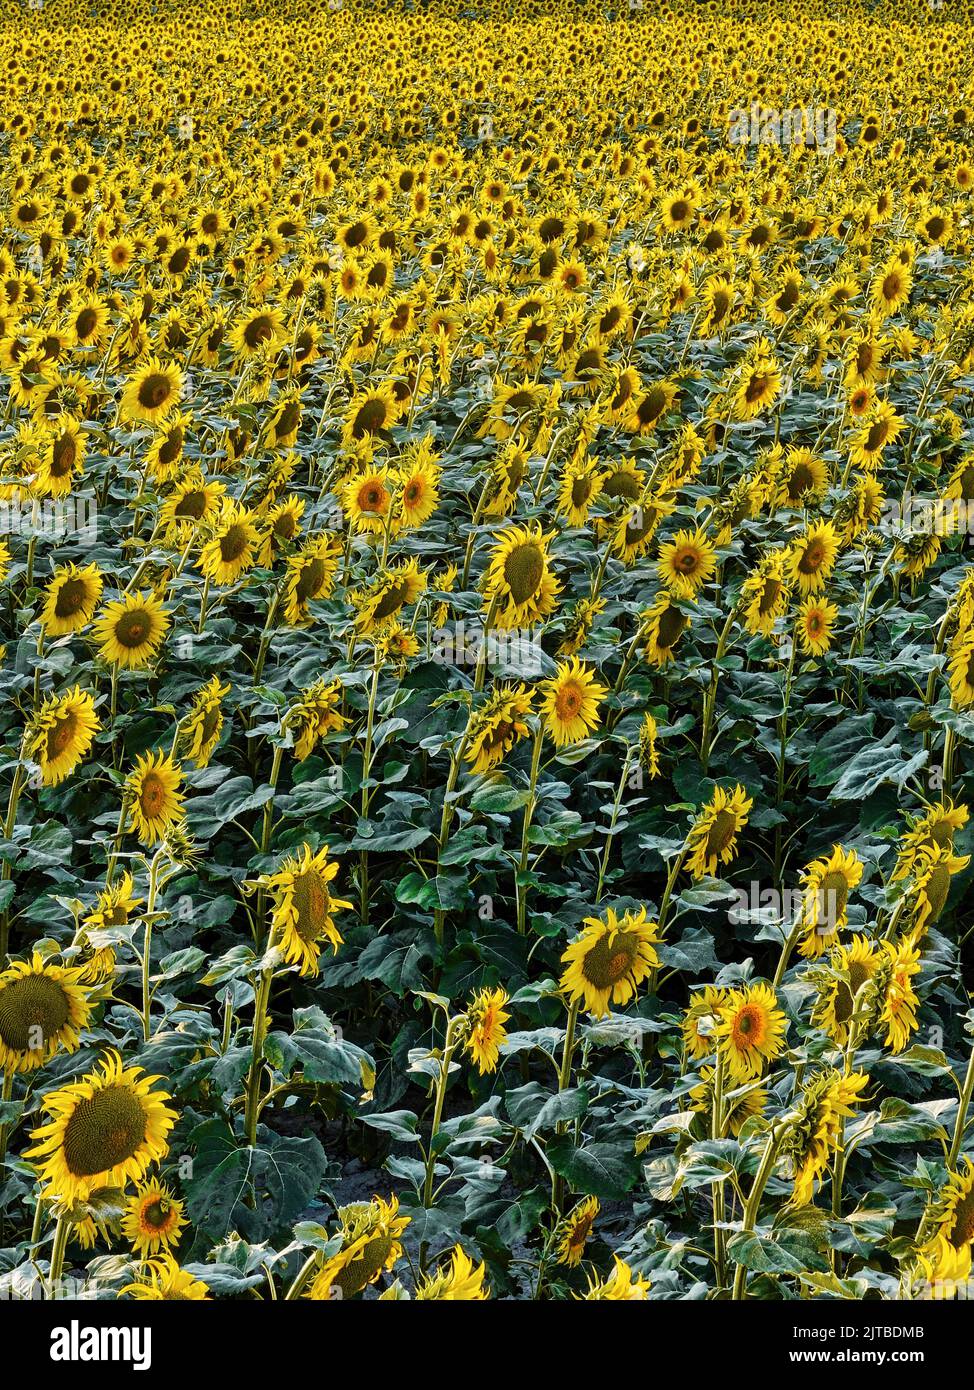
[[638, 710, 661, 779], [691, 1066, 767, 1137], [560, 906, 659, 1018], [283, 535, 341, 627], [288, 677, 347, 762], [878, 932, 922, 1054], [26, 1052, 177, 1204], [555, 1195, 599, 1267], [918, 1161, 974, 1284], [784, 1069, 869, 1206], [182, 676, 230, 767], [682, 985, 724, 1061], [642, 593, 692, 667], [906, 842, 970, 935], [741, 551, 790, 637], [352, 556, 426, 634], [892, 799, 969, 882], [464, 683, 534, 775]]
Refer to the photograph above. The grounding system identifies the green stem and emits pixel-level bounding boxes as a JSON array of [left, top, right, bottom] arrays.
[[551, 998, 581, 1214], [516, 725, 545, 934], [243, 967, 274, 1148], [731, 1124, 788, 1301]]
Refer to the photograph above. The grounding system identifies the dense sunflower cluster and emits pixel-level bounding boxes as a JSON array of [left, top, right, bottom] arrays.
[[1, 0, 974, 1304]]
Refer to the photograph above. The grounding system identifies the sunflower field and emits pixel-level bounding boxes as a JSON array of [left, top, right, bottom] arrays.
[[2, 0, 974, 1313]]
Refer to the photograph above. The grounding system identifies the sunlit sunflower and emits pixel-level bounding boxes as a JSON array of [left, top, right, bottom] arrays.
[[259, 843, 352, 976], [125, 750, 186, 846], [733, 348, 781, 421], [638, 710, 661, 779], [228, 305, 285, 361], [26, 686, 100, 786], [848, 401, 905, 471], [892, 799, 969, 882], [579, 1256, 651, 1300], [396, 438, 441, 530], [657, 526, 717, 599], [121, 1179, 187, 1256], [0, 953, 91, 1073], [342, 466, 394, 534], [878, 932, 922, 1054], [119, 357, 183, 425], [342, 384, 401, 454], [948, 631, 974, 709], [797, 595, 839, 655], [539, 657, 606, 748], [27, 1051, 177, 1204], [414, 1245, 490, 1300], [182, 676, 230, 767], [906, 842, 970, 936], [94, 590, 169, 670], [288, 678, 347, 763], [785, 520, 841, 596], [121, 1254, 209, 1301], [797, 844, 864, 958], [352, 557, 426, 634], [691, 1066, 767, 1137], [685, 784, 753, 881], [785, 1069, 869, 1206], [34, 417, 86, 498], [555, 1196, 599, 1267], [560, 906, 659, 1019], [610, 490, 675, 565], [463, 986, 510, 1074], [919, 1161, 974, 1284], [483, 523, 560, 629], [714, 981, 788, 1083]]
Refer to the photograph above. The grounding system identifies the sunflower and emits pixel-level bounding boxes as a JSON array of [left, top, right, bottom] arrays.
[[557, 460, 605, 528], [892, 799, 969, 882], [638, 710, 660, 779], [642, 593, 692, 667], [0, 953, 91, 1073], [579, 1256, 651, 1300], [919, 1161, 974, 1284], [610, 490, 675, 565], [414, 1246, 490, 1301], [848, 401, 905, 470], [198, 500, 261, 586], [263, 390, 303, 450], [811, 934, 881, 1048], [26, 686, 100, 786], [283, 535, 341, 627], [685, 784, 753, 881], [626, 379, 678, 436], [797, 595, 839, 655], [741, 551, 790, 637], [34, 417, 86, 498], [159, 472, 225, 539], [464, 683, 534, 775], [38, 562, 103, 637], [907, 843, 970, 935], [560, 906, 659, 1019], [463, 986, 510, 1074], [558, 595, 607, 656], [259, 843, 352, 977], [785, 520, 841, 596], [733, 348, 781, 421], [257, 495, 305, 565], [352, 557, 426, 634], [306, 1196, 410, 1300], [289, 678, 347, 762], [878, 932, 922, 1054], [714, 981, 788, 1083], [94, 590, 169, 670], [342, 383, 401, 454], [482, 523, 560, 630], [777, 448, 829, 509], [691, 1066, 767, 1137], [27, 1052, 177, 1204], [785, 1070, 869, 1206], [797, 844, 864, 958], [396, 439, 441, 529], [228, 306, 285, 361], [948, 632, 974, 709], [656, 526, 717, 599], [119, 357, 183, 425], [125, 750, 186, 846], [539, 657, 606, 748], [182, 676, 230, 767], [342, 466, 394, 534], [121, 1254, 210, 1301], [872, 257, 912, 318], [682, 985, 725, 1060], [555, 1196, 599, 1267], [121, 1179, 187, 1256]]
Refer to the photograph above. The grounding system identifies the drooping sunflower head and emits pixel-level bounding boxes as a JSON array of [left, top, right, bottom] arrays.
[[892, 799, 969, 882], [560, 906, 660, 1018], [741, 551, 790, 638], [283, 535, 341, 627], [919, 1160, 974, 1287], [907, 842, 970, 936], [878, 931, 922, 1055], [580, 1255, 651, 1301], [288, 677, 347, 762], [555, 1195, 600, 1267], [810, 934, 880, 1048], [464, 683, 534, 776], [306, 1195, 410, 1300], [27, 1051, 177, 1204], [182, 676, 230, 767], [784, 1069, 869, 1207], [0, 953, 91, 1073], [121, 1253, 209, 1301]]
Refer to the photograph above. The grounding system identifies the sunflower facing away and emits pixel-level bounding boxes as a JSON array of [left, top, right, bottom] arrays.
[[289, 678, 347, 762], [182, 677, 230, 767], [27, 1051, 177, 1204]]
